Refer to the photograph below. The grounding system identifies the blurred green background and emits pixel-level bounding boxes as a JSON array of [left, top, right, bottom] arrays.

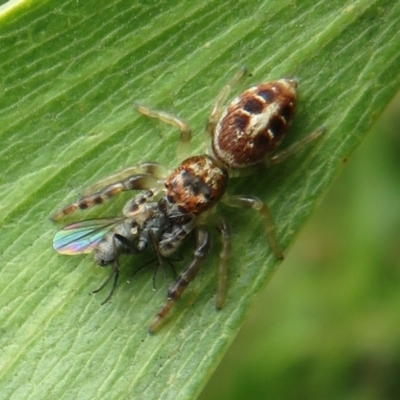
[[200, 92, 400, 400]]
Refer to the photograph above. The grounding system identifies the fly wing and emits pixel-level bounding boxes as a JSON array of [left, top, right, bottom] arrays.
[[53, 218, 124, 255]]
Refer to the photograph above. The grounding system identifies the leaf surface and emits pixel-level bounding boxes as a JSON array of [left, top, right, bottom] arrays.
[[0, 1, 399, 399]]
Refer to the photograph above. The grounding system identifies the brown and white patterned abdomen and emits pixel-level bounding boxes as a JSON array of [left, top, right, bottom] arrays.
[[212, 78, 297, 169]]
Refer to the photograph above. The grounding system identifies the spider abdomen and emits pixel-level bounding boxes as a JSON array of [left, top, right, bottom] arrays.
[[212, 78, 297, 169]]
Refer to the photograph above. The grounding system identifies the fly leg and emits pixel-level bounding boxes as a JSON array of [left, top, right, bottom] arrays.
[[92, 230, 143, 304]]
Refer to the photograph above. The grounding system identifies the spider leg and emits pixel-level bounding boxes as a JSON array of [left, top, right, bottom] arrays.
[[268, 126, 325, 165], [215, 217, 231, 310], [135, 104, 192, 160], [206, 66, 247, 137], [223, 194, 284, 260], [148, 228, 211, 334], [122, 190, 156, 218], [81, 162, 168, 196], [52, 166, 164, 221]]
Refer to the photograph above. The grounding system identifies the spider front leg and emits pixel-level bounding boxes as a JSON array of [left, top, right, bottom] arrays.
[[223, 194, 284, 260], [148, 228, 211, 334], [52, 162, 166, 221], [135, 104, 192, 160]]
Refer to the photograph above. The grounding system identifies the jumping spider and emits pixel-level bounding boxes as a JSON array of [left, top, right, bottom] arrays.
[[52, 68, 324, 332]]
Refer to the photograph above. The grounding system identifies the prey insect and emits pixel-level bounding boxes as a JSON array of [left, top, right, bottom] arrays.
[[52, 68, 324, 332], [53, 196, 178, 304]]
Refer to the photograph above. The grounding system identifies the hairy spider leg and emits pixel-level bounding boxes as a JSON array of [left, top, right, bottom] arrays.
[[148, 228, 211, 333], [52, 163, 166, 221], [206, 67, 247, 137], [223, 194, 284, 260], [267, 126, 326, 166], [135, 104, 192, 160], [81, 162, 168, 196], [216, 217, 231, 310]]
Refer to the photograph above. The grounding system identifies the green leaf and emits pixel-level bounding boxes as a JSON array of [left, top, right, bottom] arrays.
[[0, 1, 399, 399]]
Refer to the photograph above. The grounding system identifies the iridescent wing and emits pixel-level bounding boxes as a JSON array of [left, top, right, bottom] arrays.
[[53, 218, 124, 255]]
